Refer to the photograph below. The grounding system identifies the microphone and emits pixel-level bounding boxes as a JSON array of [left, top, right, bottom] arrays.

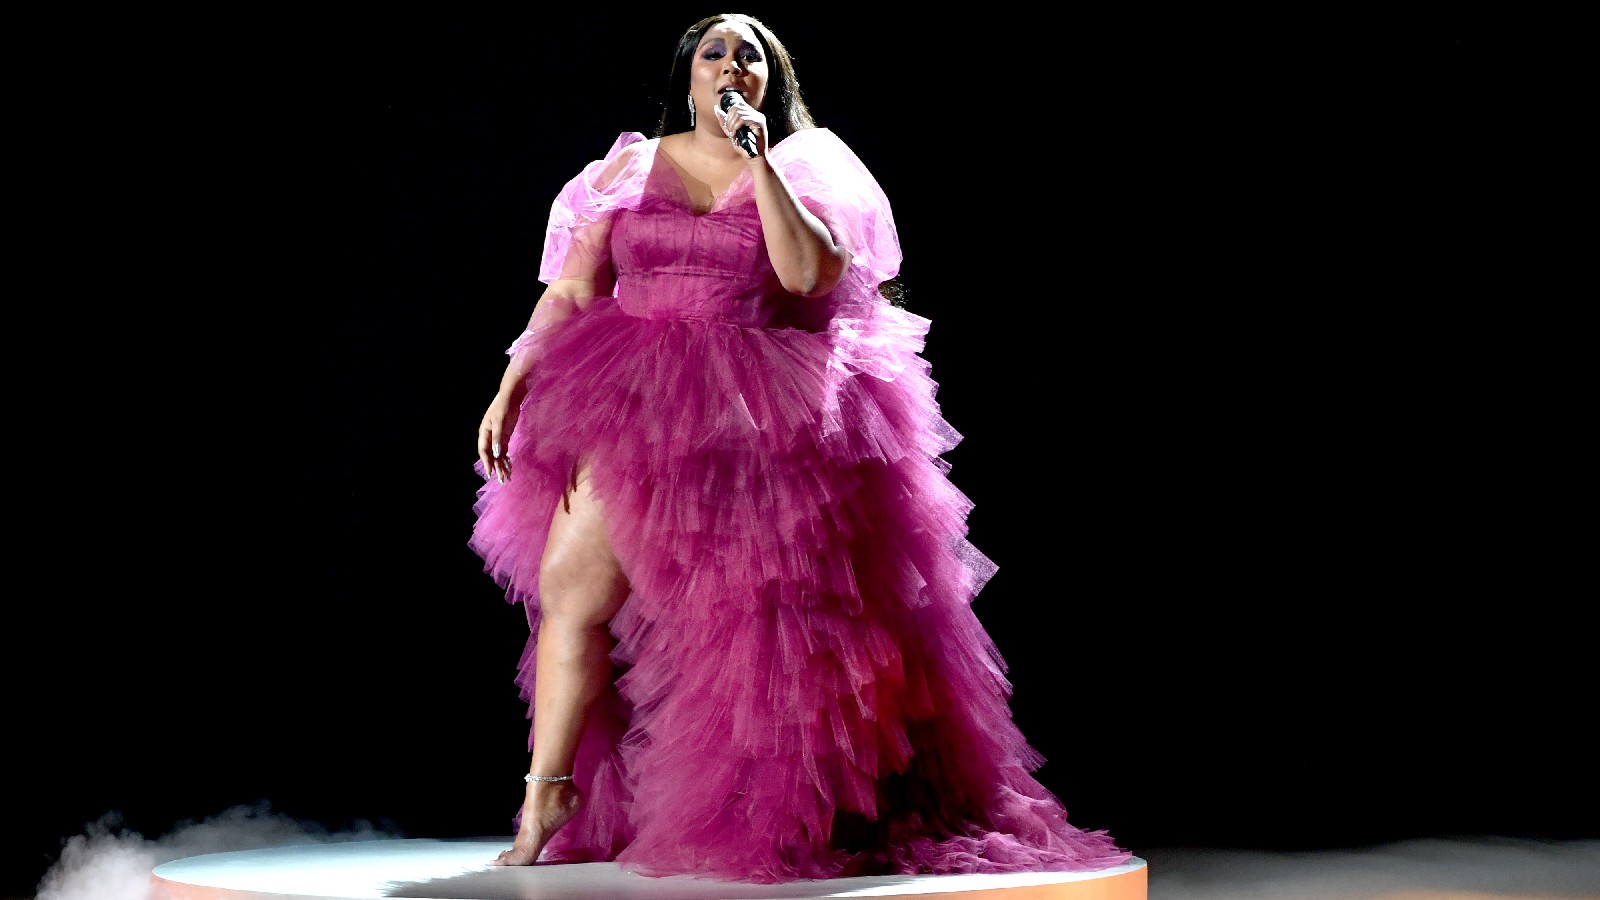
[[720, 90, 758, 158]]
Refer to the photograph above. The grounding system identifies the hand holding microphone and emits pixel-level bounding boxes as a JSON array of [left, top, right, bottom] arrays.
[[719, 90, 761, 158]]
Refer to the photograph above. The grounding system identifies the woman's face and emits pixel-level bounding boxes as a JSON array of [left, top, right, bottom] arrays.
[[690, 21, 769, 121]]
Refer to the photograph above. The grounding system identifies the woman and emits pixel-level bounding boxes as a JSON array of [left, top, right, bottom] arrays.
[[470, 12, 1130, 883]]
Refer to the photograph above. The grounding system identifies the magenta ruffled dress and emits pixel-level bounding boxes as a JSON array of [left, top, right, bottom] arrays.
[[469, 128, 1130, 883]]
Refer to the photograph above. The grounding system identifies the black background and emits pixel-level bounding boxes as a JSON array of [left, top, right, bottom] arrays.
[[11, 11, 1588, 898]]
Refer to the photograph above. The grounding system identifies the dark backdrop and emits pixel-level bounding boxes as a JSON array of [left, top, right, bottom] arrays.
[[12, 11, 1585, 898]]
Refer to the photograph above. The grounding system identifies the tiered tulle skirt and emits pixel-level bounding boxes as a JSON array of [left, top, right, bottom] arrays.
[[469, 298, 1129, 882]]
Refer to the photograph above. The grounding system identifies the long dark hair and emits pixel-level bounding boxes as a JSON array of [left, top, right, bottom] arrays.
[[654, 14, 815, 140]]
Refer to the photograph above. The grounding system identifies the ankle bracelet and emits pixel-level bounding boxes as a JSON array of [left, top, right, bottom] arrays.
[[525, 773, 573, 783]]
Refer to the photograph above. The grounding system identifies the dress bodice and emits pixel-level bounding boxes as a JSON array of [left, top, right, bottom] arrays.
[[536, 129, 899, 336], [608, 155, 825, 330]]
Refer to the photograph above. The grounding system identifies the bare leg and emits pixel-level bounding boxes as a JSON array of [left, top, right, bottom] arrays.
[[491, 468, 630, 866]]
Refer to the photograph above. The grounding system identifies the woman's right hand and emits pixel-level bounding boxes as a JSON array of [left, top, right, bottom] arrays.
[[478, 390, 521, 484]]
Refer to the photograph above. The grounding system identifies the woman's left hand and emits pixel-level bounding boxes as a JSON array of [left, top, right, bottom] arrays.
[[719, 91, 767, 158]]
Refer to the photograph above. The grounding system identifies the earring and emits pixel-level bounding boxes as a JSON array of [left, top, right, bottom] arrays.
[[686, 94, 695, 128]]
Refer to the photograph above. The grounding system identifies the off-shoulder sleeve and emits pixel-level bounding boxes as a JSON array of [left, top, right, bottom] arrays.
[[538, 131, 653, 284], [767, 129, 919, 397], [505, 133, 653, 365], [766, 128, 901, 287]]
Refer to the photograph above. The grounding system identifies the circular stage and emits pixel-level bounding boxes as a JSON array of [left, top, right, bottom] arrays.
[[148, 837, 1148, 899]]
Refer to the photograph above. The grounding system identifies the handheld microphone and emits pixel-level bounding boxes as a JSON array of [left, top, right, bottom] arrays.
[[720, 91, 759, 158]]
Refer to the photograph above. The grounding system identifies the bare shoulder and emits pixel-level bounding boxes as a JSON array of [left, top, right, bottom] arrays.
[[654, 132, 687, 163]]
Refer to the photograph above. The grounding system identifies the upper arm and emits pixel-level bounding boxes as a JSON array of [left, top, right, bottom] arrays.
[[789, 197, 852, 298], [539, 136, 647, 290]]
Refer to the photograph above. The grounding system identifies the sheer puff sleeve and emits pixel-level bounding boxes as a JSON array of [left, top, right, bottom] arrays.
[[537, 131, 653, 285], [768, 130, 953, 458], [770, 129, 925, 383], [506, 132, 653, 365], [766, 128, 901, 290]]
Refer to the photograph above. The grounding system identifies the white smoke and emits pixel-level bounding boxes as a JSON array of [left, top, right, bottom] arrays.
[[30, 814, 1600, 900], [1143, 836, 1600, 899], [34, 802, 404, 900]]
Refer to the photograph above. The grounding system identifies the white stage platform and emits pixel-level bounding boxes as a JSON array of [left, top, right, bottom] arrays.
[[148, 837, 1148, 900]]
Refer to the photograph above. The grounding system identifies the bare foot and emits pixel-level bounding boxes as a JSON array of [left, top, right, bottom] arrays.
[[490, 781, 582, 866]]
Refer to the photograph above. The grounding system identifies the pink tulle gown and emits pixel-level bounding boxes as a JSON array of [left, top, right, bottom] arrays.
[[469, 128, 1130, 883]]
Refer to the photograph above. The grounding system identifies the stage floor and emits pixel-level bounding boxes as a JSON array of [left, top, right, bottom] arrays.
[[148, 837, 1148, 900]]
